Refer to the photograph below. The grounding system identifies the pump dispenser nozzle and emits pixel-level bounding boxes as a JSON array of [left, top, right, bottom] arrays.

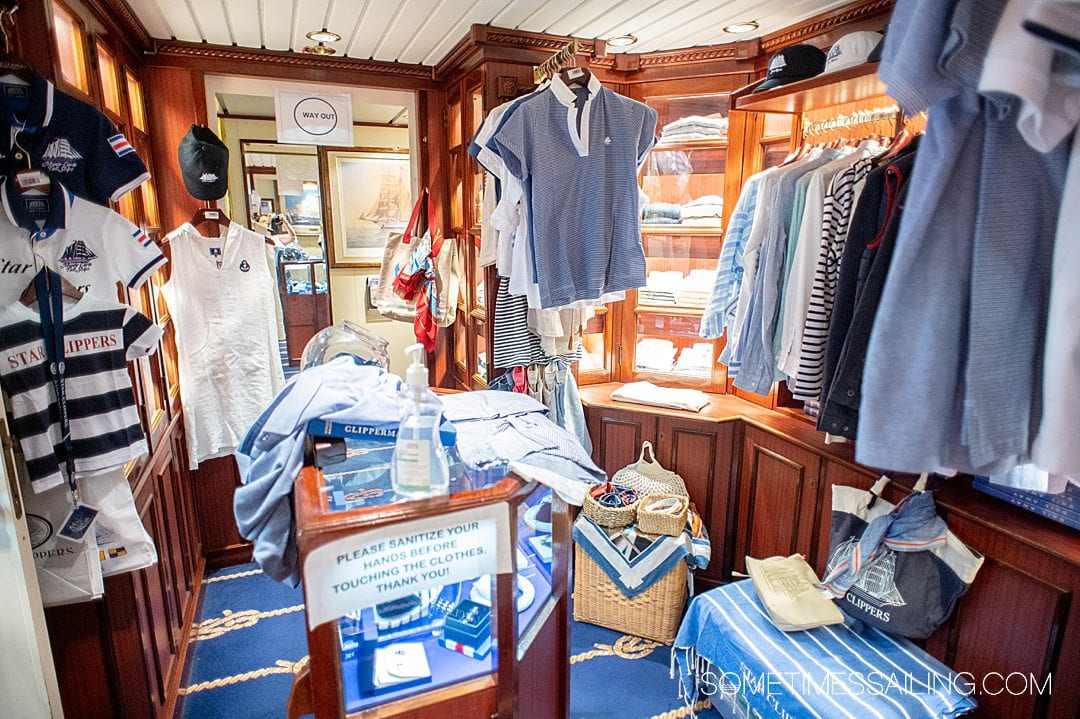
[[405, 343, 428, 389]]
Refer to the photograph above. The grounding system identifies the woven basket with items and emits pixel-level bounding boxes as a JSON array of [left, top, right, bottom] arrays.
[[573, 442, 701, 644]]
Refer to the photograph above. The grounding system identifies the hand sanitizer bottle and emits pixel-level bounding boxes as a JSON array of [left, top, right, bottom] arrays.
[[391, 343, 450, 498]]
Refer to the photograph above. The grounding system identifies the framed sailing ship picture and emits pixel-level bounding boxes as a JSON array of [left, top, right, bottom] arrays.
[[322, 147, 413, 267]]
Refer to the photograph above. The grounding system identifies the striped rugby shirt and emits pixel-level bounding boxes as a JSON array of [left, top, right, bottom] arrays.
[[0, 179, 166, 306], [0, 293, 161, 492], [792, 157, 874, 402]]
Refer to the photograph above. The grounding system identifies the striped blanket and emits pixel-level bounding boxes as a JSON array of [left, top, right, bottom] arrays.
[[672, 580, 976, 719]]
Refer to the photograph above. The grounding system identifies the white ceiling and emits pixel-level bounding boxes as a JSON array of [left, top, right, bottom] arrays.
[[126, 0, 852, 65]]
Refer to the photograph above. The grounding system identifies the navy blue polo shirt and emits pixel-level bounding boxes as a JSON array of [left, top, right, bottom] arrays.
[[0, 71, 150, 206]]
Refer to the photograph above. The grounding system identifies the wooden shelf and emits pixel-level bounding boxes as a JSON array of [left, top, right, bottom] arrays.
[[732, 62, 888, 115], [634, 304, 707, 317], [641, 224, 724, 236], [653, 138, 729, 152]]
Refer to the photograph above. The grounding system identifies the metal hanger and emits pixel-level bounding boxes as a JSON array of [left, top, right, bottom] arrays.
[[0, 4, 31, 86]]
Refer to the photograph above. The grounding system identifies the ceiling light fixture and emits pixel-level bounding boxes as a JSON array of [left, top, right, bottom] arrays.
[[607, 34, 638, 47], [302, 42, 336, 55], [722, 21, 759, 34], [305, 29, 341, 43]]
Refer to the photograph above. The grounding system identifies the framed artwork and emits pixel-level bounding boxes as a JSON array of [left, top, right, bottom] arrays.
[[322, 147, 413, 268]]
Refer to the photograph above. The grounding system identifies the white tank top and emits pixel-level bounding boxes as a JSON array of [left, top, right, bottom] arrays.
[[161, 222, 285, 467]]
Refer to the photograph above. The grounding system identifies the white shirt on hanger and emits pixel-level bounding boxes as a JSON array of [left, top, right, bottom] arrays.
[[161, 222, 285, 468]]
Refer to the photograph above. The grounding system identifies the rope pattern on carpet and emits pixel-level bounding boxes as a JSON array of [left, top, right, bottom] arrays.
[[179, 656, 309, 696], [648, 699, 713, 718], [203, 568, 264, 584], [571, 635, 663, 664], [191, 605, 306, 641]]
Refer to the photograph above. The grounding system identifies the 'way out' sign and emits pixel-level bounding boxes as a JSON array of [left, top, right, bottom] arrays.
[[303, 503, 512, 629], [275, 90, 353, 147]]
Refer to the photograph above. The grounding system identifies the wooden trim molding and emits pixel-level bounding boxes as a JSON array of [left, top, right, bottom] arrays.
[[146, 40, 438, 89], [760, 0, 895, 52], [83, 0, 154, 53], [637, 39, 760, 67]]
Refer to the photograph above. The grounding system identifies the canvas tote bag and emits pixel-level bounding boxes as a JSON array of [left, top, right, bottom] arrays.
[[80, 469, 158, 577], [374, 192, 430, 322], [392, 194, 462, 349], [821, 474, 984, 638], [20, 471, 103, 606]]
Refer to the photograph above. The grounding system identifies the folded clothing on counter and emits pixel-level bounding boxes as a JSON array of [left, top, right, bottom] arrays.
[[611, 381, 710, 412]]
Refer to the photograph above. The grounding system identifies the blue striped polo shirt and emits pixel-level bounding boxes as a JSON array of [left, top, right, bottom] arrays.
[[491, 74, 657, 308]]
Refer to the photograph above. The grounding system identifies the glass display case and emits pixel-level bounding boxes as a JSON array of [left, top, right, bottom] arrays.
[[292, 445, 570, 719], [624, 91, 732, 392], [447, 73, 498, 390]]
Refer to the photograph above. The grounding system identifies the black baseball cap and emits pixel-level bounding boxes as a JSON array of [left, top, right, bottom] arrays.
[[178, 125, 229, 201], [753, 44, 828, 93]]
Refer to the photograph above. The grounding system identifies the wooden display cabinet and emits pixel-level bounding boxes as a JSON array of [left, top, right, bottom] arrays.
[[290, 466, 571, 719]]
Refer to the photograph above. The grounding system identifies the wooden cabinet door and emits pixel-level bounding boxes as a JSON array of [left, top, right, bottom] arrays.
[[133, 478, 174, 714], [585, 407, 657, 477], [655, 416, 735, 584], [732, 426, 821, 575]]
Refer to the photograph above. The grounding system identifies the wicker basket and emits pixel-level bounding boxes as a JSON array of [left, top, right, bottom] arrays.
[[582, 485, 639, 528], [573, 545, 688, 645], [637, 494, 689, 536]]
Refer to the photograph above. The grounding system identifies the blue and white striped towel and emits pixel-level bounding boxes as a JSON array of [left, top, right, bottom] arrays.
[[673, 580, 976, 719]]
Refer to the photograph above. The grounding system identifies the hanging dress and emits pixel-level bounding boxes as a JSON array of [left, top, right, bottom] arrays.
[[162, 222, 285, 467]]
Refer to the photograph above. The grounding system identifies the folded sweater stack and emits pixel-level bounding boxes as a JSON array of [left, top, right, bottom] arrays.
[[680, 195, 723, 227], [659, 114, 729, 143], [641, 202, 683, 224]]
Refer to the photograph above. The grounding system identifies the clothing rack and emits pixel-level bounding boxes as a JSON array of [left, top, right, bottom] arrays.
[[533, 38, 579, 84], [801, 105, 900, 138]]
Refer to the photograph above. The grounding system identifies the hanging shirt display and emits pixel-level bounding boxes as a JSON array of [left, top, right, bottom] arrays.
[[1029, 1, 1080, 475], [858, 0, 1069, 474], [0, 179, 166, 305], [0, 70, 150, 204], [490, 72, 657, 308], [0, 292, 161, 492], [162, 222, 285, 468], [792, 155, 875, 401]]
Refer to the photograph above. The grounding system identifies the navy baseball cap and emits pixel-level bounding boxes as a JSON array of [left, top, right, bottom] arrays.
[[178, 125, 229, 201], [753, 44, 827, 93]]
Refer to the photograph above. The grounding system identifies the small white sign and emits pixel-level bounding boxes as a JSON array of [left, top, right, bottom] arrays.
[[275, 90, 353, 147], [304, 503, 512, 630]]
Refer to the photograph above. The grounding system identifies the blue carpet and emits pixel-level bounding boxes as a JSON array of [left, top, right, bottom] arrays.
[[176, 563, 712, 718]]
